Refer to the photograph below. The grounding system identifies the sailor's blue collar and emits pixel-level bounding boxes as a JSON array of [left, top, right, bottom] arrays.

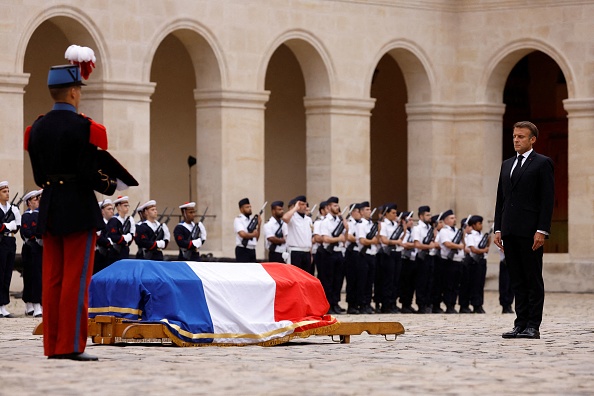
[[52, 103, 77, 112]]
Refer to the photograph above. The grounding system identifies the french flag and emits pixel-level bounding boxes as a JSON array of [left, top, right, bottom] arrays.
[[89, 260, 338, 345]]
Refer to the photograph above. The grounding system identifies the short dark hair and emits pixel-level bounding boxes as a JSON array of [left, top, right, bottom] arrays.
[[513, 121, 539, 138], [49, 86, 73, 102]]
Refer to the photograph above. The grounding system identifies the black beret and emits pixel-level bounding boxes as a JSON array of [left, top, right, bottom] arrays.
[[293, 195, 306, 203], [468, 215, 484, 225], [319, 201, 328, 209], [384, 202, 397, 212], [418, 205, 430, 214], [238, 198, 250, 208], [359, 201, 370, 208], [441, 209, 454, 219], [461, 218, 468, 227], [430, 214, 439, 224], [270, 201, 284, 209], [351, 203, 362, 210], [326, 196, 339, 204]]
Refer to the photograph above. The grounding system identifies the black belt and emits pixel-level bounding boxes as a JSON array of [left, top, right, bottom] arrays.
[[45, 174, 77, 186]]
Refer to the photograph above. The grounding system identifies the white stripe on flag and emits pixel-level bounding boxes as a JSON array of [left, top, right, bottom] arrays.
[[185, 262, 293, 343]]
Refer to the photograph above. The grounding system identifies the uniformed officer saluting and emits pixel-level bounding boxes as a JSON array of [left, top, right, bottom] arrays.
[[25, 45, 137, 361], [174, 202, 207, 261]]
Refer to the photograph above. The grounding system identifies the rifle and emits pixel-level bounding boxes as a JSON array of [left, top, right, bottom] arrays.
[[307, 204, 317, 218], [122, 201, 140, 234], [143, 208, 174, 259], [360, 207, 380, 255], [478, 224, 494, 249], [241, 201, 267, 247], [269, 218, 285, 254], [2, 192, 19, 224], [447, 214, 472, 260], [325, 204, 355, 253], [190, 206, 208, 240], [15, 191, 26, 209], [385, 211, 412, 253]]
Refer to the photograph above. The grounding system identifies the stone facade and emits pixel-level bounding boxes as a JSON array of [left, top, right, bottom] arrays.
[[1, 0, 593, 291]]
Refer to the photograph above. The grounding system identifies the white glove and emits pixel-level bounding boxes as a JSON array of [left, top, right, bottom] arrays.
[[281, 251, 290, 263], [192, 239, 202, 248], [123, 234, 133, 243], [116, 179, 129, 191], [36, 238, 44, 247], [156, 240, 165, 249], [4, 221, 17, 232], [107, 238, 113, 246]]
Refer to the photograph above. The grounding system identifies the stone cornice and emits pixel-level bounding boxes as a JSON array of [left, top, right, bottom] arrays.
[[194, 90, 270, 110], [83, 81, 156, 103], [406, 102, 505, 122], [303, 97, 376, 116], [0, 73, 30, 94], [563, 98, 594, 119]]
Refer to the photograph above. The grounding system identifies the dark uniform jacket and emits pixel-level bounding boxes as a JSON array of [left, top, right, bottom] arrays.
[[494, 151, 555, 238], [25, 107, 117, 235]]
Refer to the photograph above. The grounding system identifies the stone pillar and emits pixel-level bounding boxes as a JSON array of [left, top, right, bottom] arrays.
[[563, 98, 594, 279], [303, 96, 376, 205], [194, 89, 269, 258], [0, 72, 29, 194], [83, 81, 156, 204]]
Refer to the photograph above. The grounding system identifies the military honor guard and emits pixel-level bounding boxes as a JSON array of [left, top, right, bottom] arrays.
[[174, 202, 207, 261], [377, 203, 401, 313], [282, 195, 313, 274], [311, 201, 328, 275], [319, 196, 348, 314], [429, 212, 446, 313], [457, 217, 475, 313], [234, 198, 261, 262], [466, 215, 489, 313], [263, 201, 287, 263], [436, 209, 465, 314], [344, 203, 362, 314], [94, 199, 114, 274], [106, 195, 135, 262], [356, 201, 380, 314], [411, 205, 439, 314], [20, 189, 44, 317], [25, 45, 137, 360], [135, 200, 170, 261], [0, 181, 21, 318]]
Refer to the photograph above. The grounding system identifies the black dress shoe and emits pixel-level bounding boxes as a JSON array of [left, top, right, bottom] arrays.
[[2, 313, 16, 318], [334, 304, 346, 313], [361, 305, 374, 314], [445, 306, 458, 314], [459, 306, 473, 314], [48, 352, 99, 361], [346, 305, 360, 314], [400, 305, 416, 314], [516, 327, 540, 339], [502, 326, 525, 338], [375, 304, 382, 313], [432, 306, 445, 314], [26, 310, 34, 316], [502, 306, 514, 314], [473, 305, 486, 314]]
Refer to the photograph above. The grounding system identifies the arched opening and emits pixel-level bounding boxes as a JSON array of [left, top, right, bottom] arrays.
[[502, 51, 568, 253], [150, 33, 197, 213], [264, 44, 306, 205], [370, 54, 408, 210]]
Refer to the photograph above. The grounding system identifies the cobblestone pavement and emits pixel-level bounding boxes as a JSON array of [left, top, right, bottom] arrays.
[[1, 290, 593, 395]]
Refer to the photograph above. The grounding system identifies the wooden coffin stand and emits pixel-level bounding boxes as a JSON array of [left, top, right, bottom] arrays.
[[33, 316, 405, 346]]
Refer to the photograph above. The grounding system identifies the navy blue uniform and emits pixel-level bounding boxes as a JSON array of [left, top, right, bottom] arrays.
[[20, 209, 43, 304]]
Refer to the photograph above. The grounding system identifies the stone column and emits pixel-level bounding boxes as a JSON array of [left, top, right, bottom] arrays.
[[82, 81, 156, 204], [303, 96, 376, 205], [563, 98, 594, 282], [194, 89, 270, 259], [0, 72, 29, 194]]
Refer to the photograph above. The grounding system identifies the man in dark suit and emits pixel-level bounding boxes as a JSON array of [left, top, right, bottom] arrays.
[[25, 60, 133, 360], [494, 121, 554, 340]]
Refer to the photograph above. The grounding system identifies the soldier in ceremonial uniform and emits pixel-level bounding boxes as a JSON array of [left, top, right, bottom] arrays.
[[378, 203, 401, 313], [319, 196, 348, 314], [20, 189, 44, 317], [436, 209, 465, 313], [356, 201, 380, 314], [263, 201, 287, 263], [234, 198, 261, 262], [94, 199, 114, 274], [106, 195, 135, 262], [311, 201, 328, 275], [399, 213, 418, 313], [411, 205, 439, 314], [282, 195, 313, 274], [0, 181, 22, 318], [345, 203, 362, 314], [135, 200, 170, 261], [25, 49, 136, 360], [429, 212, 446, 313], [174, 202, 207, 261]]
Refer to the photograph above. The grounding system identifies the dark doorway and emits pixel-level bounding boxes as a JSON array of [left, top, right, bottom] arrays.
[[502, 51, 568, 253]]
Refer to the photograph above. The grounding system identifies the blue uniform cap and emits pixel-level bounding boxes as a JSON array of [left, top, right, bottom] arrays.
[[48, 65, 86, 88]]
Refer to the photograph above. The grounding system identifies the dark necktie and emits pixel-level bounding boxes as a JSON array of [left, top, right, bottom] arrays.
[[511, 155, 524, 183]]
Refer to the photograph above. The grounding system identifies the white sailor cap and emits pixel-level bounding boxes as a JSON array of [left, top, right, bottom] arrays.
[[0, 181, 8, 189], [138, 200, 156, 212], [179, 202, 196, 210], [100, 199, 113, 208], [113, 195, 129, 205], [23, 190, 43, 202]]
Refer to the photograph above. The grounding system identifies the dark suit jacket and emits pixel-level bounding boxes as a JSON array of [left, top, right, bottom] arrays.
[[494, 150, 555, 238], [25, 110, 117, 235]]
